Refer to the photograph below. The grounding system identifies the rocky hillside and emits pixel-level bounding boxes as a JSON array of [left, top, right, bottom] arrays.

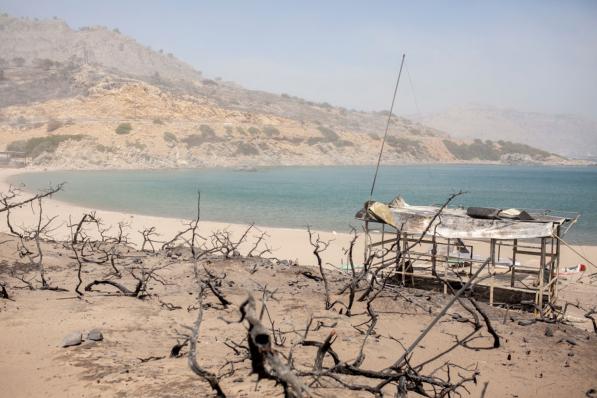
[[0, 79, 453, 168], [0, 14, 201, 82], [0, 13, 572, 168]]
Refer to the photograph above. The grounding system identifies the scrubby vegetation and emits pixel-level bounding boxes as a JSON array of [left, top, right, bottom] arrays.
[[247, 127, 261, 136], [46, 119, 63, 132], [199, 124, 216, 136], [181, 134, 205, 147], [443, 139, 552, 161], [386, 136, 426, 154], [257, 142, 269, 151], [497, 140, 552, 157], [317, 126, 340, 141], [182, 125, 223, 147], [115, 123, 132, 135], [163, 131, 177, 143], [152, 118, 164, 125], [7, 134, 86, 157], [443, 139, 500, 161], [95, 144, 116, 153], [126, 141, 147, 151], [306, 125, 353, 148], [16, 116, 27, 126], [263, 126, 281, 137], [234, 141, 260, 156]]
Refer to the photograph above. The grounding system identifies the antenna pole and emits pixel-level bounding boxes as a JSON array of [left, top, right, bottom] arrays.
[[369, 53, 406, 200]]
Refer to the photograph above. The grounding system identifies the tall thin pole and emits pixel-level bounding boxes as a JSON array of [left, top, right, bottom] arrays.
[[369, 53, 406, 200]]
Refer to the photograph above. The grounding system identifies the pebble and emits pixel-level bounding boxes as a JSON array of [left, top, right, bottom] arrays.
[[62, 332, 83, 347], [87, 329, 103, 341], [560, 337, 578, 346]]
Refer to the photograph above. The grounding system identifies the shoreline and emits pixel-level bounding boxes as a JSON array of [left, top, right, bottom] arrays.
[[0, 167, 359, 265], [1, 167, 596, 268], [4, 159, 595, 174]]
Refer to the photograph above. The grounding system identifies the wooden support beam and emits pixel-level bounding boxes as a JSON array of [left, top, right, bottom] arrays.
[[510, 239, 518, 288], [489, 239, 496, 306], [537, 237, 546, 316], [363, 221, 369, 264]]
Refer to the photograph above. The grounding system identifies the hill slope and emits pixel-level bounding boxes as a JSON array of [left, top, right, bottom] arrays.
[[0, 14, 573, 168], [0, 14, 201, 82]]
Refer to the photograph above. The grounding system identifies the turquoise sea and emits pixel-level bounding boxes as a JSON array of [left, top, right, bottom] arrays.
[[9, 165, 597, 244]]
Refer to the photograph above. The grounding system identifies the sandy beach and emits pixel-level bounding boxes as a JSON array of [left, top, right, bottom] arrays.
[[0, 166, 596, 397], [0, 168, 361, 267], [2, 166, 596, 323]]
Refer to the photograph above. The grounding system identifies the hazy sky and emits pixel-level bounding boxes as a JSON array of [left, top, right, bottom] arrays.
[[1, 0, 596, 117]]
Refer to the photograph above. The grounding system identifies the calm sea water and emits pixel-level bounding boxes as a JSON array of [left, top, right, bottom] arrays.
[[9, 165, 597, 244]]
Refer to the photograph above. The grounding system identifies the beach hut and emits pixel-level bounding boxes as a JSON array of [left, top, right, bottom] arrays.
[[356, 197, 577, 315]]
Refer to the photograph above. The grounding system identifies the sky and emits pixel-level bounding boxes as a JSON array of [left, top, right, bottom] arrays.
[[1, 0, 596, 118]]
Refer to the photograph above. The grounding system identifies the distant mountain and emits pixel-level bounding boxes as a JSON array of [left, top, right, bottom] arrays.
[[417, 105, 597, 159], [0, 14, 577, 168], [0, 14, 201, 82]]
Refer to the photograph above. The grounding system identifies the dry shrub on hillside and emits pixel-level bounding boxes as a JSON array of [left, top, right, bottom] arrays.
[[234, 141, 260, 156], [115, 123, 133, 135], [182, 125, 224, 148], [46, 119, 63, 132], [7, 135, 86, 158], [248, 127, 261, 136], [263, 126, 281, 137], [163, 131, 178, 143]]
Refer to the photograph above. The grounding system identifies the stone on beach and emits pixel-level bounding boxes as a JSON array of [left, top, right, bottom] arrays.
[[62, 332, 83, 347], [87, 329, 103, 341]]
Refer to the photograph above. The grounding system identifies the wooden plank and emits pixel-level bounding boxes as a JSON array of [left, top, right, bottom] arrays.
[[389, 273, 549, 307], [514, 249, 556, 257], [510, 239, 517, 287]]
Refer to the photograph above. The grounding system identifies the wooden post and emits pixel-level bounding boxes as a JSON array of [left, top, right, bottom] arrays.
[[552, 225, 561, 304], [405, 233, 415, 286], [538, 237, 546, 315], [431, 235, 438, 283], [510, 239, 518, 287], [489, 239, 496, 306], [401, 232, 407, 285], [363, 220, 369, 264], [381, 223, 385, 269], [395, 230, 401, 280], [444, 238, 450, 294]]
